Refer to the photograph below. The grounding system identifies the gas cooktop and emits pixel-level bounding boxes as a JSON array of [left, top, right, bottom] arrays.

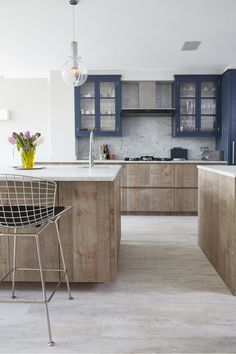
[[124, 156, 172, 161]]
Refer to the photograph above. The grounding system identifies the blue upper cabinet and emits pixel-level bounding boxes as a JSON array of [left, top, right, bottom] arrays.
[[75, 75, 122, 137], [172, 75, 221, 137], [216, 69, 236, 164]]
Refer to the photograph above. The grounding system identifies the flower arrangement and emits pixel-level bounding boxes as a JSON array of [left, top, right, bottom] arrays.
[[8, 131, 41, 168]]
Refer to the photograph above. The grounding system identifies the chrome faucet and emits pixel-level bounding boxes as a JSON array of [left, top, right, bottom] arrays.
[[89, 131, 94, 168]]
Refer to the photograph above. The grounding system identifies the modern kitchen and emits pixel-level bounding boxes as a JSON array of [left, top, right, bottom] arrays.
[[0, 1, 236, 353]]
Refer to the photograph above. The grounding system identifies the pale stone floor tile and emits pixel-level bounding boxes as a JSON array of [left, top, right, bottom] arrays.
[[0, 216, 236, 353]]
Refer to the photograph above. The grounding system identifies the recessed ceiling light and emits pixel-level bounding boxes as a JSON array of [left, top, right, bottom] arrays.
[[182, 41, 202, 51]]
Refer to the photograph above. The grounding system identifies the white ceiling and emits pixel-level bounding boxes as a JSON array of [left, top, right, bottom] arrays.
[[0, 0, 235, 78]]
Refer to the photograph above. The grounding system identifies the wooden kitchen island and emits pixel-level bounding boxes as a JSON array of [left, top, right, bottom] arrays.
[[198, 165, 236, 295], [0, 165, 121, 283]]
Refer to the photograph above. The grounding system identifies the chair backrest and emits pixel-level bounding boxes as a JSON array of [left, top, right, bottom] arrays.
[[0, 174, 57, 228]]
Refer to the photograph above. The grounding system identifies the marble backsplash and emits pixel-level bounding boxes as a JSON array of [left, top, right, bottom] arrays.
[[75, 116, 216, 160]]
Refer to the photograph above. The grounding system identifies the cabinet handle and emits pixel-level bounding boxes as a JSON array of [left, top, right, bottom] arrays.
[[232, 141, 235, 164]]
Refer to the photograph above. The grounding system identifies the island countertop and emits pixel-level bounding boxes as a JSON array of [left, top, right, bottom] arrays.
[[0, 165, 122, 182], [197, 165, 236, 177], [37, 159, 227, 165]]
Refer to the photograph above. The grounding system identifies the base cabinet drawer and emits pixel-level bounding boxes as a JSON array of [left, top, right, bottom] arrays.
[[122, 164, 174, 187], [121, 188, 174, 212], [174, 165, 198, 188], [174, 188, 198, 212]]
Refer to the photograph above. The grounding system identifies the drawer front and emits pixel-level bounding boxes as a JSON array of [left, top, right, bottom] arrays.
[[174, 164, 198, 188], [174, 188, 198, 212], [121, 188, 174, 212], [122, 164, 174, 188]]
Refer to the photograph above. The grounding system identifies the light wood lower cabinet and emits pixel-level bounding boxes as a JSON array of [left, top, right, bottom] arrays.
[[58, 178, 121, 283], [122, 164, 174, 187], [121, 188, 175, 212], [174, 164, 198, 188], [174, 188, 198, 212], [121, 163, 200, 214], [0, 176, 121, 283]]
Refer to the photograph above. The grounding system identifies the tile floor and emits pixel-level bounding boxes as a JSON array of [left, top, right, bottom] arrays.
[[0, 216, 236, 354]]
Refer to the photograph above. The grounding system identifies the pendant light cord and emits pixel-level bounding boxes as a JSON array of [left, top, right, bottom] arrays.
[[72, 4, 75, 41]]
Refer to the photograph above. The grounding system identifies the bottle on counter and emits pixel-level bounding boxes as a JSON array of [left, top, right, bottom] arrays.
[[104, 145, 110, 160], [99, 144, 105, 160]]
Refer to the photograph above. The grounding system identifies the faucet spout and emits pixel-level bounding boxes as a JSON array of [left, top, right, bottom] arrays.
[[89, 131, 94, 168]]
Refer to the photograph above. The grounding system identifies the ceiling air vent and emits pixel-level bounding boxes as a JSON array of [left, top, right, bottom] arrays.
[[182, 41, 201, 51]]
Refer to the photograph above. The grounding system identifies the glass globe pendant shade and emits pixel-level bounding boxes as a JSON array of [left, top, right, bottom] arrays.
[[61, 41, 88, 87], [61, 55, 88, 87]]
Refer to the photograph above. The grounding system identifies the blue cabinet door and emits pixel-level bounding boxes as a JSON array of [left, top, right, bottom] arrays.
[[216, 69, 236, 164], [172, 75, 221, 137], [75, 75, 122, 137]]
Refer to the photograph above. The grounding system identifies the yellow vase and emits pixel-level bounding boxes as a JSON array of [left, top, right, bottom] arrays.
[[21, 150, 35, 168]]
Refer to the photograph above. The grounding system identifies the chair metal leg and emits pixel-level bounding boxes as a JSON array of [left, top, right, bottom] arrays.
[[11, 229, 17, 299], [35, 235, 55, 346], [54, 221, 73, 300]]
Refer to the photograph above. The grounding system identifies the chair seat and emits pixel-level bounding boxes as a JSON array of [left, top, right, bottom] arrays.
[[0, 206, 65, 227]]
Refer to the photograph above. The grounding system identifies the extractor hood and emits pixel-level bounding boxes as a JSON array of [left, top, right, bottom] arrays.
[[121, 82, 175, 117]]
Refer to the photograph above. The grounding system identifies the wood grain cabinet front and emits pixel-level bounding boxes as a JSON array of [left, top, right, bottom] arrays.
[[121, 188, 175, 212], [121, 163, 200, 214], [122, 164, 175, 187], [174, 164, 198, 187]]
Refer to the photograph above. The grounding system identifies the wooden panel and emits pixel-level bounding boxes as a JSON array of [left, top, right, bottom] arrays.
[[0, 229, 10, 281], [174, 188, 198, 212], [121, 188, 174, 212], [122, 164, 174, 188], [175, 164, 198, 188], [58, 177, 121, 282], [198, 169, 236, 295], [7, 188, 60, 282], [8, 224, 59, 282]]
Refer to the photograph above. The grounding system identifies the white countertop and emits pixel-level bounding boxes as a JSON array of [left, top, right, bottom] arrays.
[[37, 159, 227, 165], [198, 165, 236, 177], [0, 165, 122, 182]]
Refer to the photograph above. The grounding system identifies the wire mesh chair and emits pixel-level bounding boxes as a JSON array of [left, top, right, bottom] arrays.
[[0, 174, 73, 346]]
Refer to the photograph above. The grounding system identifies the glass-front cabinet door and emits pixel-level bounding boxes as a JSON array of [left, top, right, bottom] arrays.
[[200, 81, 217, 133], [179, 81, 197, 132], [75, 75, 122, 136], [173, 75, 221, 137], [99, 81, 116, 132], [79, 82, 96, 132]]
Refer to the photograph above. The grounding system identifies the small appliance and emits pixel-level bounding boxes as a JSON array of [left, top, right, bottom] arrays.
[[170, 147, 188, 160]]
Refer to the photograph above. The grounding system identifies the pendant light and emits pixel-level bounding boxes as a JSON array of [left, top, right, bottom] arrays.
[[61, 0, 88, 87]]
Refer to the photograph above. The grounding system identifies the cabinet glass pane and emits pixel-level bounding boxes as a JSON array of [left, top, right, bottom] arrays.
[[200, 116, 216, 131], [80, 115, 95, 131], [180, 98, 195, 115], [80, 99, 95, 115], [180, 116, 196, 132], [201, 82, 216, 98], [100, 82, 115, 98], [180, 82, 196, 97], [80, 82, 95, 98], [100, 99, 115, 115], [201, 98, 216, 115], [100, 116, 116, 131]]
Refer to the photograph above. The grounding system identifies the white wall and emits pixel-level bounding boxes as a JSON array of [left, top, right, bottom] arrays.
[[49, 71, 76, 160], [0, 79, 50, 166]]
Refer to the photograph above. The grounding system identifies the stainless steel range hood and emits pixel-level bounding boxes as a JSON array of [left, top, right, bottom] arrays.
[[121, 82, 175, 117]]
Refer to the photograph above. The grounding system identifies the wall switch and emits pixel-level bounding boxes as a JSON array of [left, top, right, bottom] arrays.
[[0, 109, 9, 120]]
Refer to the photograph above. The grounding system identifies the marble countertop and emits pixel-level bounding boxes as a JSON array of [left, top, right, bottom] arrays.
[[0, 165, 122, 182], [197, 165, 236, 177], [37, 159, 228, 165]]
